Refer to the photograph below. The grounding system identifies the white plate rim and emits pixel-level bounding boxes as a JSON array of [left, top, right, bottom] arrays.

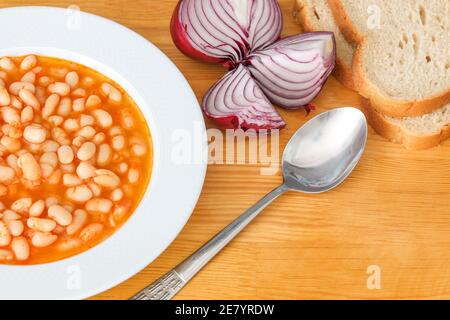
[[0, 6, 207, 299]]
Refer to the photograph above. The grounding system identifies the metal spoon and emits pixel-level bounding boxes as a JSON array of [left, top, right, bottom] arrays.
[[130, 107, 368, 300]]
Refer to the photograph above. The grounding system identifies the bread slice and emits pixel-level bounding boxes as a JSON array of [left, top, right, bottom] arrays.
[[363, 98, 450, 149], [328, 0, 450, 117], [293, 0, 450, 149], [293, 0, 355, 90]]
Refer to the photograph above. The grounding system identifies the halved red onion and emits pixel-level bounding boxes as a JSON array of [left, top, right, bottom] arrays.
[[171, 0, 282, 68], [202, 65, 285, 130], [246, 32, 336, 109]]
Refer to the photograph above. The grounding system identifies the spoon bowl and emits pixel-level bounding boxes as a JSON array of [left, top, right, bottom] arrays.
[[283, 107, 367, 193]]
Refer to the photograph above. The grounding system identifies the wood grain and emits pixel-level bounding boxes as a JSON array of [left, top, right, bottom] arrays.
[[2, 0, 450, 299]]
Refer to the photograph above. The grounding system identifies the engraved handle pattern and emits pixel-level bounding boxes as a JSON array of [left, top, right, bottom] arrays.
[[129, 270, 185, 300]]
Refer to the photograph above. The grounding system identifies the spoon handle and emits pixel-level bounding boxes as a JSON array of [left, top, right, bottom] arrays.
[[130, 184, 288, 300]]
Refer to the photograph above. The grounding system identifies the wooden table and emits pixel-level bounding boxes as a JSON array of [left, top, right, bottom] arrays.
[[4, 0, 450, 300]]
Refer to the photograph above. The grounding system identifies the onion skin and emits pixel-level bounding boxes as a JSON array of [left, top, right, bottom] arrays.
[[246, 32, 336, 109], [170, 1, 234, 68], [202, 65, 285, 130], [170, 0, 282, 68]]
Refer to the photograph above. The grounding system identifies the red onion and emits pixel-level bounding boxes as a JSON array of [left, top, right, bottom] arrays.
[[171, 0, 336, 130], [171, 0, 282, 68], [246, 32, 336, 109], [202, 65, 285, 130]]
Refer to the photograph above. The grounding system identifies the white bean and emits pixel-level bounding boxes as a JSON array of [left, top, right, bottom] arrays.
[[38, 76, 52, 87], [1, 136, 21, 152], [42, 94, 60, 119], [11, 237, 30, 261], [85, 198, 112, 214], [111, 135, 125, 151], [88, 182, 102, 197], [93, 132, 106, 145], [100, 83, 122, 103], [60, 163, 75, 173], [66, 184, 93, 203], [85, 95, 101, 108], [49, 68, 68, 79], [6, 220, 24, 236], [0, 221, 11, 246], [48, 82, 70, 96], [29, 200, 45, 217], [118, 162, 129, 174], [20, 55, 37, 71], [91, 109, 113, 128], [48, 204, 72, 226], [66, 209, 87, 235], [76, 161, 96, 180], [128, 168, 140, 183], [21, 106, 34, 123], [0, 87, 10, 106], [0, 57, 15, 72], [2, 210, 21, 221], [110, 188, 124, 202], [76, 126, 96, 139], [96, 143, 112, 166], [63, 173, 82, 187], [94, 169, 120, 189], [23, 124, 47, 144], [21, 71, 36, 83], [0, 165, 15, 183], [31, 232, 57, 248], [41, 140, 59, 153], [0, 249, 13, 261], [11, 197, 32, 213], [45, 197, 59, 208], [57, 97, 72, 116], [77, 142, 96, 161], [1, 106, 20, 124], [40, 152, 58, 178], [120, 109, 135, 129], [79, 223, 104, 242], [72, 88, 86, 98], [79, 114, 94, 127], [65, 71, 79, 88], [10, 96, 22, 109], [63, 118, 80, 132], [19, 89, 40, 110], [48, 115, 64, 127], [27, 217, 57, 232], [6, 156, 18, 170], [72, 98, 85, 112], [57, 145, 74, 164], [18, 153, 42, 181], [5, 220, 24, 237], [130, 137, 147, 156], [47, 168, 62, 184]]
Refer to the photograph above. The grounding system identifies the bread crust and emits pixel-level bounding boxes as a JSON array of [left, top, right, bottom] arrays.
[[362, 98, 450, 150], [329, 0, 450, 117], [353, 43, 450, 117], [327, 0, 363, 44], [294, 0, 355, 90]]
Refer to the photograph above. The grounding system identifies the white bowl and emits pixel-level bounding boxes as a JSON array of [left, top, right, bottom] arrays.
[[0, 6, 207, 299]]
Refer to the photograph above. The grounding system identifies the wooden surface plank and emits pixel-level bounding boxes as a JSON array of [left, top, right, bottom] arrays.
[[2, 0, 450, 299]]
